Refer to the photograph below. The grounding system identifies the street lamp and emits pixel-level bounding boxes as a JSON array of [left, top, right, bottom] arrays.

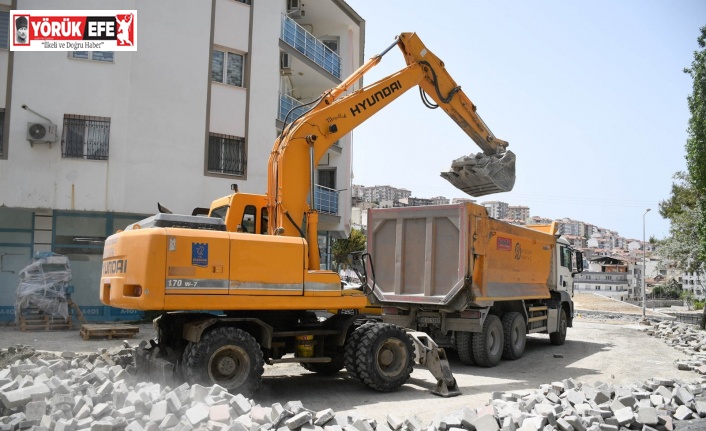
[[642, 208, 651, 321]]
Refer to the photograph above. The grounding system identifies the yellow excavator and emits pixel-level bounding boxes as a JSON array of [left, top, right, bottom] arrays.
[[100, 32, 514, 397]]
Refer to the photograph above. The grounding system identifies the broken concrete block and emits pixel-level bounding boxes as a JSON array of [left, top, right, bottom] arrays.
[[287, 411, 314, 430], [185, 403, 210, 426], [473, 414, 500, 431], [613, 407, 633, 426], [637, 407, 659, 426], [210, 404, 231, 424], [315, 409, 335, 426], [674, 405, 693, 421]]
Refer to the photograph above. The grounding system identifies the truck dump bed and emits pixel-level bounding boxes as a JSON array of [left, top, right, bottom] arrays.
[[366, 203, 557, 309]]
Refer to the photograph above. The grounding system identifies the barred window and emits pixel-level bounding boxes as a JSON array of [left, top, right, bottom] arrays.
[[61, 115, 111, 160], [0, 11, 8, 50], [208, 133, 246, 176]]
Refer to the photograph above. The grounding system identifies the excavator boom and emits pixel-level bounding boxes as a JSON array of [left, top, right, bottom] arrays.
[[268, 33, 515, 269]]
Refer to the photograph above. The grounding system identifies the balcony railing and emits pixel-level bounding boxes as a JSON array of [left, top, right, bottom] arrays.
[[314, 185, 338, 215], [280, 15, 341, 79], [279, 93, 312, 124]]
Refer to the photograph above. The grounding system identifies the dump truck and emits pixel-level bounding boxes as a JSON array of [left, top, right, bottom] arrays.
[[357, 204, 583, 369], [100, 32, 523, 397]]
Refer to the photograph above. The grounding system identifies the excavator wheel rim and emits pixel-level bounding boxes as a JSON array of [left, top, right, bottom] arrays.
[[208, 345, 251, 387]]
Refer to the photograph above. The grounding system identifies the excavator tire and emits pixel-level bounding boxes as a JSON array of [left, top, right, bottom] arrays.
[[501, 312, 526, 360], [183, 326, 264, 397], [355, 323, 414, 392], [550, 308, 568, 346], [472, 314, 504, 367], [455, 331, 476, 366], [343, 321, 376, 381]]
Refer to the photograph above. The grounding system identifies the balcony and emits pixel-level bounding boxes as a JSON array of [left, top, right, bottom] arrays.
[[280, 15, 341, 79], [314, 185, 338, 215], [279, 93, 312, 124]]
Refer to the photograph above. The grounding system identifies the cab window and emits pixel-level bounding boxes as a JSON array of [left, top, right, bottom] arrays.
[[261, 207, 268, 234], [241, 205, 256, 233], [560, 246, 572, 271], [210, 205, 229, 220]]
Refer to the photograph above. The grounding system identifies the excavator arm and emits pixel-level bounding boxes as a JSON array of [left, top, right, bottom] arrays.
[[268, 32, 515, 270]]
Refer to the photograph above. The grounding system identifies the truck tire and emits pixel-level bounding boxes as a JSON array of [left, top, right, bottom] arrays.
[[472, 314, 504, 367], [183, 326, 264, 396], [501, 312, 526, 360], [550, 308, 568, 346], [355, 323, 414, 392], [455, 331, 476, 366], [344, 321, 376, 381]]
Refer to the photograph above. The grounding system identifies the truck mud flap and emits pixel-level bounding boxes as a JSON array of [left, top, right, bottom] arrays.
[[441, 150, 516, 197]]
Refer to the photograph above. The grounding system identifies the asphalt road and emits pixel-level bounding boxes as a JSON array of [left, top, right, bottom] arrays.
[[0, 318, 698, 426]]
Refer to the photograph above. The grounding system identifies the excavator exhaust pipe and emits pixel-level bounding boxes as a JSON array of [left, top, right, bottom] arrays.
[[440, 150, 516, 197]]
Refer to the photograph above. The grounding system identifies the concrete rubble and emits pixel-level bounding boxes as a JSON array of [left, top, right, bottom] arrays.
[[3, 341, 706, 431]]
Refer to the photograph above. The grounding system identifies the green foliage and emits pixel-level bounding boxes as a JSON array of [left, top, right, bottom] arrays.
[[652, 282, 683, 299], [681, 290, 695, 310], [694, 299, 705, 311], [659, 26, 706, 272], [684, 26, 706, 264], [331, 229, 366, 272]]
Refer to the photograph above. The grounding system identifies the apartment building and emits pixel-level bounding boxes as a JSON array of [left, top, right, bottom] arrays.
[[574, 256, 636, 300], [681, 271, 706, 299], [0, 0, 364, 321], [481, 200, 508, 219], [506, 205, 529, 222], [357, 185, 411, 203]]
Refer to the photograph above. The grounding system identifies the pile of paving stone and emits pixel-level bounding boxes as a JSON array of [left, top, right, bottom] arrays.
[[644, 320, 706, 376], [3, 344, 706, 431]]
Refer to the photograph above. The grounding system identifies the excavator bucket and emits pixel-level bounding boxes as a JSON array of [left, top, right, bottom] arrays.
[[440, 150, 516, 197]]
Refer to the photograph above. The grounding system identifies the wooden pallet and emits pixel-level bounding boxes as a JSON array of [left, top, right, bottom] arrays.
[[18, 308, 73, 332], [80, 324, 140, 340]]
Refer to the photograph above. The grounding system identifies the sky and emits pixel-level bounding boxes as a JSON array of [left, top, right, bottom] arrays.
[[345, 0, 706, 241]]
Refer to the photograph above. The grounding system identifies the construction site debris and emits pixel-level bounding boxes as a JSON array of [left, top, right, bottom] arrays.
[[14, 253, 72, 324], [440, 150, 516, 197], [2, 337, 706, 431]]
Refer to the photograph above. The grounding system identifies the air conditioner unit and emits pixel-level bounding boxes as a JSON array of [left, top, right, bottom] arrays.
[[27, 122, 58, 146], [280, 52, 292, 74]]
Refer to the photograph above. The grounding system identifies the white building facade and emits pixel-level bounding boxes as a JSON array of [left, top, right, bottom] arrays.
[[0, 0, 364, 321]]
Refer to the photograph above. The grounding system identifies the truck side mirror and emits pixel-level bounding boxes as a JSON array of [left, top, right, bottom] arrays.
[[574, 251, 584, 274]]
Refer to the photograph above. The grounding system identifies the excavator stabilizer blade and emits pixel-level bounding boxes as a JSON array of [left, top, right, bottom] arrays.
[[440, 150, 516, 197]]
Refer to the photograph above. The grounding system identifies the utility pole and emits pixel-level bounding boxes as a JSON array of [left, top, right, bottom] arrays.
[[642, 208, 651, 322]]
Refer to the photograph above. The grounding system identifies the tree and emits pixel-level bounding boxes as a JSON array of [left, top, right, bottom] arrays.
[[659, 26, 706, 273], [331, 229, 366, 273], [684, 26, 706, 263]]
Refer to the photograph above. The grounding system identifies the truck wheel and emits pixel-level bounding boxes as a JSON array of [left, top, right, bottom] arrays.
[[356, 323, 414, 392], [550, 308, 568, 346], [183, 326, 264, 396], [501, 312, 526, 360], [455, 331, 475, 365], [472, 314, 504, 367], [344, 322, 375, 381]]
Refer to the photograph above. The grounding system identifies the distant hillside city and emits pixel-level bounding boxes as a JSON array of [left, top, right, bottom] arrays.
[[351, 184, 705, 301]]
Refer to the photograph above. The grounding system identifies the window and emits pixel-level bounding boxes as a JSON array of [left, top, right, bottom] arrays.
[[61, 115, 111, 160], [559, 246, 572, 270], [240, 205, 256, 233], [318, 169, 336, 189], [69, 51, 115, 62], [0, 109, 4, 155], [0, 11, 8, 49], [261, 207, 268, 234], [208, 133, 246, 176], [212, 49, 244, 87]]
